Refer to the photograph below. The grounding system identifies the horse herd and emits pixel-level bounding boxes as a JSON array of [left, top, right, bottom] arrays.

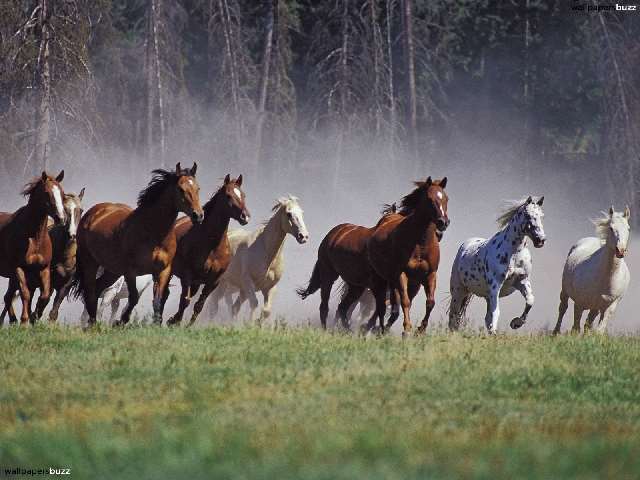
[[0, 164, 632, 335]]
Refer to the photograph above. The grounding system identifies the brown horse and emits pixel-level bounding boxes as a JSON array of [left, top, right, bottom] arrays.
[[166, 174, 249, 326], [0, 171, 66, 324], [296, 208, 397, 330], [73, 163, 203, 327], [365, 177, 449, 336], [1, 189, 85, 324]]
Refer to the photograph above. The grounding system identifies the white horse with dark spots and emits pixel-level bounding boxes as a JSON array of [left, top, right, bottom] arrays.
[[449, 196, 546, 334], [554, 206, 630, 334], [208, 195, 309, 324]]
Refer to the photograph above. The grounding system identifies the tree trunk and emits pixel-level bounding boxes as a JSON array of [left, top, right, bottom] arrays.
[[219, 0, 241, 161], [254, 0, 276, 173], [386, 0, 396, 168], [402, 0, 417, 164], [34, 0, 52, 174], [333, 0, 349, 195], [369, 0, 382, 137], [145, 10, 155, 169], [151, 0, 166, 168]]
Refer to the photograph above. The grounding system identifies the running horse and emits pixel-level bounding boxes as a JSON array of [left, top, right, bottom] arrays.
[[0, 171, 66, 324], [73, 163, 203, 326], [1, 188, 84, 324], [166, 174, 250, 326], [365, 177, 449, 336]]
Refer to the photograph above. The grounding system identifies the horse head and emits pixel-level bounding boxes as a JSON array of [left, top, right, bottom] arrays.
[[63, 187, 85, 239], [275, 196, 309, 244], [419, 176, 450, 232], [24, 171, 66, 225], [522, 196, 546, 248], [603, 206, 631, 258], [221, 174, 250, 226], [175, 162, 204, 224]]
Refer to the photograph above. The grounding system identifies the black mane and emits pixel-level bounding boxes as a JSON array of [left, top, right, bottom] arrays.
[[137, 168, 189, 208], [203, 183, 227, 214], [386, 182, 428, 216], [21, 177, 44, 197]]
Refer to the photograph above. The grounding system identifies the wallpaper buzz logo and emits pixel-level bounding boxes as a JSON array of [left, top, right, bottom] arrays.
[[570, 2, 637, 11]]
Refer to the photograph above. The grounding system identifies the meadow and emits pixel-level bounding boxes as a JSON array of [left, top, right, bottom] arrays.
[[1, 324, 640, 479]]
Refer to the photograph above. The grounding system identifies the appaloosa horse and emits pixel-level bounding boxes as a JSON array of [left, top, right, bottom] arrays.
[[365, 177, 449, 336], [0, 171, 66, 324], [166, 174, 249, 326], [73, 163, 203, 327]]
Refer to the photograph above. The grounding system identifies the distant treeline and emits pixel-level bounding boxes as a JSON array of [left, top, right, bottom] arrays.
[[0, 1, 638, 210]]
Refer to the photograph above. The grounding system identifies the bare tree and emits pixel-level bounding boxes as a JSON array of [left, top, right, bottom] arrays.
[[401, 0, 417, 162], [33, 0, 52, 173]]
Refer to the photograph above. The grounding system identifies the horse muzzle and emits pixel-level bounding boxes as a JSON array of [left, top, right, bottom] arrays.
[[435, 217, 450, 232], [296, 232, 309, 244], [533, 237, 546, 248], [238, 211, 250, 226], [616, 247, 627, 258], [191, 211, 204, 224]]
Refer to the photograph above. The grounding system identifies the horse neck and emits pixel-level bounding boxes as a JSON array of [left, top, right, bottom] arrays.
[[136, 188, 180, 237], [597, 243, 625, 279], [23, 193, 50, 238], [201, 194, 231, 245], [492, 218, 527, 256], [258, 209, 287, 265], [399, 207, 435, 244]]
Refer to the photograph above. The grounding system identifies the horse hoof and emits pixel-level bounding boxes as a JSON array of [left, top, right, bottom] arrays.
[[510, 317, 525, 329]]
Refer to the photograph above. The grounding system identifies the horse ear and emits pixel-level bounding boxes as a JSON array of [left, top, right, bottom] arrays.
[[175, 162, 182, 175], [56, 170, 64, 183], [536, 196, 544, 206], [440, 177, 447, 189], [425, 176, 432, 186], [624, 205, 631, 219], [526, 196, 533, 204], [41, 171, 48, 181], [79, 187, 85, 201], [224, 174, 231, 184], [190, 162, 197, 176], [236, 174, 243, 187], [609, 206, 615, 216]]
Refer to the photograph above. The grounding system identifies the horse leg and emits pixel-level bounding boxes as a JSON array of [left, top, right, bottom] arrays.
[[362, 276, 387, 335], [336, 284, 365, 332], [553, 290, 569, 335], [231, 290, 246, 319], [48, 283, 68, 324], [167, 280, 192, 326], [207, 282, 224, 320], [34, 267, 52, 323], [383, 288, 401, 333], [584, 309, 599, 332], [416, 272, 437, 335], [14, 267, 32, 326], [260, 286, 277, 326], [79, 257, 100, 327], [108, 297, 121, 326], [159, 285, 170, 317], [116, 273, 140, 326], [397, 272, 412, 337], [152, 267, 172, 325], [571, 304, 584, 334], [596, 300, 619, 334], [189, 280, 218, 327], [484, 289, 500, 334], [510, 279, 534, 330], [3, 278, 18, 325]]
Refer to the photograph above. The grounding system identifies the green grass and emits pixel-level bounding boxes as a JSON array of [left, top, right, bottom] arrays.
[[1, 325, 640, 479]]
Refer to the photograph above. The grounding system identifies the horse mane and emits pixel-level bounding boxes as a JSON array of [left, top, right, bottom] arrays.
[[271, 195, 299, 213], [496, 197, 529, 228], [21, 177, 44, 197], [203, 183, 227, 214], [390, 181, 433, 215], [380, 202, 398, 215], [137, 168, 189, 208]]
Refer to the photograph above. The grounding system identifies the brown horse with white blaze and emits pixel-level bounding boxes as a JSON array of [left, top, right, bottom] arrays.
[[73, 163, 203, 327], [166, 174, 250, 326], [0, 171, 66, 324], [366, 177, 449, 336]]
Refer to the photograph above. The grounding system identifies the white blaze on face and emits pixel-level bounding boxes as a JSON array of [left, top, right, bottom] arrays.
[[233, 187, 242, 199], [436, 191, 445, 217], [52, 185, 65, 222]]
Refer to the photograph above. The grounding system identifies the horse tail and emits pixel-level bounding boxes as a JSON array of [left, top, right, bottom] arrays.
[[67, 257, 85, 301], [296, 260, 323, 300]]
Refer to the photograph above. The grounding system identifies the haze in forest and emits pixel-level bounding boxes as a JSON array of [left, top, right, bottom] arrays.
[[0, 1, 638, 332]]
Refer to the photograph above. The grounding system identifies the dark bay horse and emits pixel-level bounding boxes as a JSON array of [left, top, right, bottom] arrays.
[[166, 174, 249, 326], [0, 171, 66, 324], [73, 163, 203, 327], [296, 208, 397, 330], [366, 177, 449, 336], [1, 189, 84, 324]]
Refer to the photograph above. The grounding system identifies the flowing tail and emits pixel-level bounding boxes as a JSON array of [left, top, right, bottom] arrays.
[[296, 260, 322, 300], [67, 256, 85, 301]]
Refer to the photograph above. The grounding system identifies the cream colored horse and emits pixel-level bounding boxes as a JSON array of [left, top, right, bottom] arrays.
[[208, 196, 309, 323], [554, 206, 631, 334]]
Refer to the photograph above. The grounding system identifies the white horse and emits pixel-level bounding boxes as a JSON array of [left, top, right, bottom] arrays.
[[208, 196, 309, 323], [449, 196, 546, 334], [554, 206, 630, 334], [80, 274, 153, 325]]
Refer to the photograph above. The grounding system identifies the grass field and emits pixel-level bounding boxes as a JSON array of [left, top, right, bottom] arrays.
[[1, 325, 640, 479]]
